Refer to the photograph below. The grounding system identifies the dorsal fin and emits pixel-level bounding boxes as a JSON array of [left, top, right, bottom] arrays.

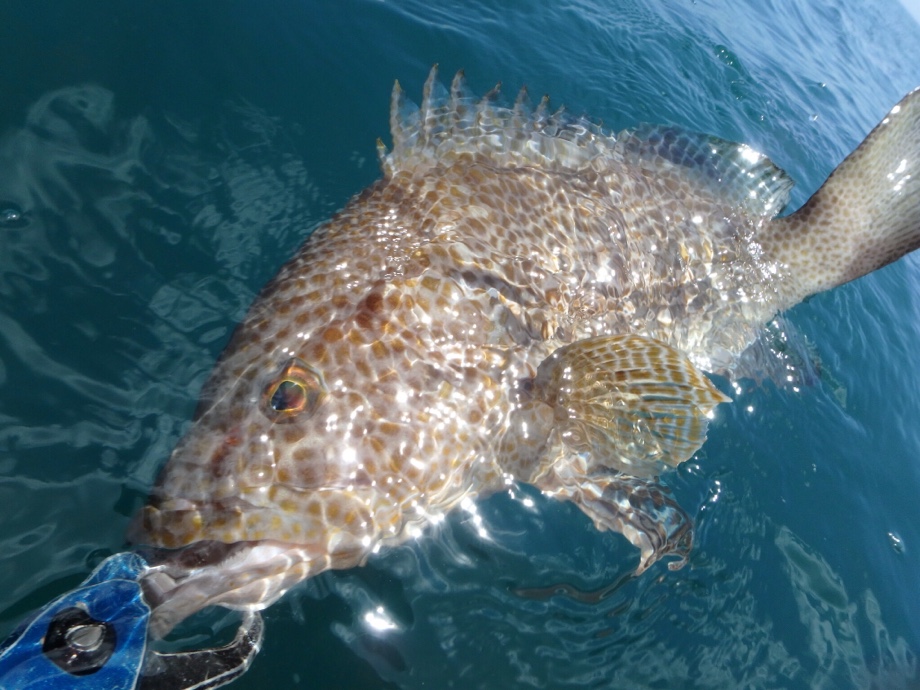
[[379, 67, 795, 220], [379, 66, 620, 178], [617, 125, 794, 218]]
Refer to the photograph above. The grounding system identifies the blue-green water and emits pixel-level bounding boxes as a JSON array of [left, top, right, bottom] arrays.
[[2, 0, 920, 687]]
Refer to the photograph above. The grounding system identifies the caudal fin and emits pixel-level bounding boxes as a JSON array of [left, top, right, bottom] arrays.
[[762, 88, 920, 305]]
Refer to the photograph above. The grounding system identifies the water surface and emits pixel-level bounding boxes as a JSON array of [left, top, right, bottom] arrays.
[[1, 0, 920, 687]]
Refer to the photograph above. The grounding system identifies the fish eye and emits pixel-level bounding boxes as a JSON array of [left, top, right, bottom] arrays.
[[263, 358, 325, 421], [270, 380, 307, 411]]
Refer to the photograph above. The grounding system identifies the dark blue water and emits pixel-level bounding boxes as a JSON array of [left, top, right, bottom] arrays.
[[1, 0, 920, 687]]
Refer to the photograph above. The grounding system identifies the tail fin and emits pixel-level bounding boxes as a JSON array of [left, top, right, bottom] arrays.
[[762, 88, 920, 306]]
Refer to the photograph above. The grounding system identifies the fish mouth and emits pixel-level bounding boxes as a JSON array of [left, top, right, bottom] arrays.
[[131, 486, 381, 550], [138, 538, 366, 639], [130, 489, 384, 637]]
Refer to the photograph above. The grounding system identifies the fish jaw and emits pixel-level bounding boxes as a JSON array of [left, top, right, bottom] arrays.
[[127, 258, 511, 634], [138, 540, 347, 639], [131, 437, 397, 637], [129, 409, 395, 574], [134, 480, 386, 556]]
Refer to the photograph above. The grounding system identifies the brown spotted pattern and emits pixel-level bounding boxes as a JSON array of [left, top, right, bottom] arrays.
[[131, 71, 920, 627], [762, 87, 920, 301]]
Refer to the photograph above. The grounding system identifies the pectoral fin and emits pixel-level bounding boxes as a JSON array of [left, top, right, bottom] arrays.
[[533, 334, 729, 476]]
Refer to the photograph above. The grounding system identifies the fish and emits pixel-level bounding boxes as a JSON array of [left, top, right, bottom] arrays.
[[134, 65, 920, 639], [2, 68, 918, 688]]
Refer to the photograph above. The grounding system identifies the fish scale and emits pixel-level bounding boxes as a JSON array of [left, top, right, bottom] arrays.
[[119, 69, 920, 639], [3, 67, 919, 688]]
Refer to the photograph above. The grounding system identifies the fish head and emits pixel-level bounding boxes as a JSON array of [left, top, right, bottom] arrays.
[[130, 267, 501, 631], [146, 342, 383, 561]]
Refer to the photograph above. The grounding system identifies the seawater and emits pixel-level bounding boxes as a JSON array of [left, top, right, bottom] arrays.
[[1, 0, 920, 687]]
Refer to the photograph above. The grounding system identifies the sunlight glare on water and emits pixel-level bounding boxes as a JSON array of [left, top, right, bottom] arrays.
[[1, 0, 920, 688]]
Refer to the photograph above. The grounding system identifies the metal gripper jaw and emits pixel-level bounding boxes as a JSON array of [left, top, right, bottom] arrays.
[[0, 553, 263, 690]]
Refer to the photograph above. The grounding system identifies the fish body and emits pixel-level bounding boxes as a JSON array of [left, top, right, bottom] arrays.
[[127, 70, 920, 638]]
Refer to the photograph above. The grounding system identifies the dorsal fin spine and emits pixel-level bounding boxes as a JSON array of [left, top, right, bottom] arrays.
[[421, 66, 448, 149], [513, 85, 530, 113], [449, 70, 466, 102], [381, 69, 792, 224], [534, 94, 550, 122], [448, 70, 472, 134]]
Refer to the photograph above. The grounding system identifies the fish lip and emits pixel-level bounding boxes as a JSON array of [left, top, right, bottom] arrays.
[[141, 539, 251, 573], [138, 539, 366, 640]]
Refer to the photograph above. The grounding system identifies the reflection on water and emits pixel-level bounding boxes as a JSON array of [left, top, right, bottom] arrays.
[[275, 486, 916, 689], [0, 83, 327, 617], [776, 527, 917, 688], [2, 82, 919, 690], [2, 0, 920, 685]]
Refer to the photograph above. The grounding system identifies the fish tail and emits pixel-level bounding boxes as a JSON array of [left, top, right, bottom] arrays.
[[763, 88, 920, 304]]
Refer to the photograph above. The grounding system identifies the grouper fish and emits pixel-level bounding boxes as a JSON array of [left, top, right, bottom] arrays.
[[2, 68, 919, 688]]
